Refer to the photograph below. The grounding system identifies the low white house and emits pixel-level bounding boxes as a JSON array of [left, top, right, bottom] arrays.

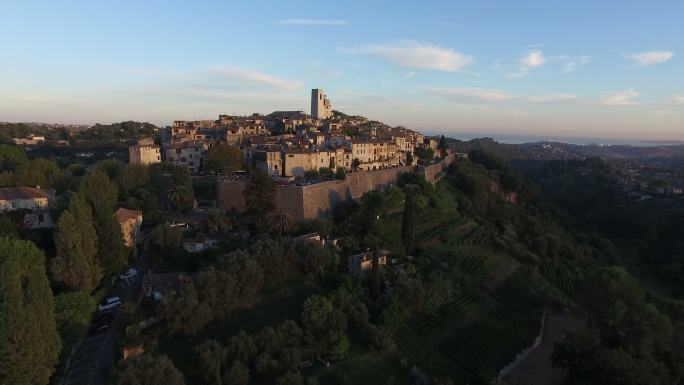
[[0, 187, 54, 228]]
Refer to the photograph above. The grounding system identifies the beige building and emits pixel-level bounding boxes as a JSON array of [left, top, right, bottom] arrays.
[[349, 139, 398, 170], [129, 139, 161, 165], [0, 187, 53, 228], [254, 147, 284, 177], [114, 207, 143, 248], [348, 250, 390, 277], [164, 141, 207, 173], [311, 88, 332, 120], [282, 149, 332, 178]]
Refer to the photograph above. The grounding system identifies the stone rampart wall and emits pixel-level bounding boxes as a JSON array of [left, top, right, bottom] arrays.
[[216, 155, 455, 220]]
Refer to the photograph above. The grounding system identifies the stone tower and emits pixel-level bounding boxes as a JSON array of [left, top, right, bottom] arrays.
[[311, 88, 332, 120]]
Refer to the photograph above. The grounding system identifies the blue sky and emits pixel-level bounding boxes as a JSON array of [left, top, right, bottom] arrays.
[[1, 0, 683, 140]]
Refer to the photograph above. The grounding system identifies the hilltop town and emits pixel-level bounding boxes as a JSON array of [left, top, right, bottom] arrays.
[[131, 88, 447, 178]]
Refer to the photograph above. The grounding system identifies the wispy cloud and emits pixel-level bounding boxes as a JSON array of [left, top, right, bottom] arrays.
[[339, 40, 472, 71], [210, 67, 303, 90], [600, 88, 640, 106], [670, 95, 684, 104], [529, 93, 578, 103], [551, 55, 592, 73], [277, 18, 348, 26], [649, 110, 672, 116], [404, 72, 416, 78], [520, 50, 546, 69], [623, 51, 674, 67], [424, 87, 512, 102]]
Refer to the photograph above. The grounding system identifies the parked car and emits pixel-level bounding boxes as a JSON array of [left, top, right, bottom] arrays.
[[90, 313, 115, 334], [119, 268, 138, 281], [98, 297, 122, 312]]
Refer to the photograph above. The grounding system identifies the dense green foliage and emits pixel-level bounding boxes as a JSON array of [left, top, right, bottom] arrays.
[[51, 194, 101, 291], [0, 237, 61, 385], [113, 353, 186, 385], [204, 144, 243, 174]]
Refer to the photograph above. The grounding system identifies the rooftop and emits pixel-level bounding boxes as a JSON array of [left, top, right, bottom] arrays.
[[0, 187, 49, 201]]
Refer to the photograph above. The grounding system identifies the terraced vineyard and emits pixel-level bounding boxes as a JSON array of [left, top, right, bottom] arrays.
[[540, 258, 576, 295], [452, 224, 496, 246], [414, 291, 481, 336]]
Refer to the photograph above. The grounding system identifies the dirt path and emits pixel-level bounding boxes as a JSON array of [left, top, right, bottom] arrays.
[[503, 314, 584, 385]]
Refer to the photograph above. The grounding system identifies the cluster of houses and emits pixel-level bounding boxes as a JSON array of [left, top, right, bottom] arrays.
[[129, 88, 444, 179], [0, 186, 143, 249]]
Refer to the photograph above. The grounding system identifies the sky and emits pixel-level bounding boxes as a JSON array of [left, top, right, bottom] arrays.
[[1, 0, 683, 141]]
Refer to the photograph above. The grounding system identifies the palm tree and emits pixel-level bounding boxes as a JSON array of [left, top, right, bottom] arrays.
[[265, 212, 296, 236], [167, 179, 193, 215]]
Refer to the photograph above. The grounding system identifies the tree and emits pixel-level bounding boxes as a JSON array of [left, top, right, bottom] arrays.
[[406, 152, 414, 165], [361, 191, 384, 232], [54, 291, 96, 353], [244, 169, 276, 217], [414, 147, 434, 165], [51, 194, 101, 291], [0, 237, 61, 385], [352, 158, 361, 171], [302, 295, 347, 356], [401, 185, 418, 255], [0, 214, 18, 238], [167, 168, 194, 215], [95, 213, 127, 275], [335, 167, 346, 180], [204, 144, 243, 175], [80, 171, 118, 215], [152, 223, 183, 251], [438, 135, 448, 158], [118, 164, 150, 199], [0, 144, 27, 171], [196, 340, 228, 385], [266, 212, 296, 236], [113, 353, 186, 385], [206, 209, 233, 235], [223, 360, 249, 385]]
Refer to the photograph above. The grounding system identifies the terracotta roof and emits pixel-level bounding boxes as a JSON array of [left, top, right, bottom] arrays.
[[0, 187, 49, 201], [114, 207, 142, 223]]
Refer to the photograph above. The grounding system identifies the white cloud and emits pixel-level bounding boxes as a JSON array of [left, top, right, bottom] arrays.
[[600, 88, 640, 106], [529, 93, 578, 103], [551, 55, 592, 72], [277, 19, 348, 26], [404, 72, 416, 78], [623, 51, 674, 67], [520, 50, 546, 69], [671, 95, 684, 104], [425, 87, 512, 102], [649, 110, 672, 116], [210, 67, 303, 90], [339, 40, 472, 71]]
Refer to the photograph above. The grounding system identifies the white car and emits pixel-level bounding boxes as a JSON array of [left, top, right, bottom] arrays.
[[99, 297, 122, 312], [119, 268, 138, 281]]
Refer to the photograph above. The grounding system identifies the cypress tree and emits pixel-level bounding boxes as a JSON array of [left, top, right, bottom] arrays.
[[0, 237, 61, 385], [401, 185, 417, 255], [51, 194, 101, 291]]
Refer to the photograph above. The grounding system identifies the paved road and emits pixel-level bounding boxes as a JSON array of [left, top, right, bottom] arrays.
[[62, 232, 152, 385]]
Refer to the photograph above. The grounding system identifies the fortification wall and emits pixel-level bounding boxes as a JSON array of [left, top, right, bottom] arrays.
[[215, 155, 455, 220]]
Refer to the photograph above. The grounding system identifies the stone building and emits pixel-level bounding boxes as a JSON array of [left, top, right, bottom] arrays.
[[114, 207, 143, 248], [164, 141, 207, 173], [129, 138, 161, 165]]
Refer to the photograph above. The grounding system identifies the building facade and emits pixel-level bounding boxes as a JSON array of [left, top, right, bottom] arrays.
[[164, 141, 207, 173], [0, 187, 53, 228]]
